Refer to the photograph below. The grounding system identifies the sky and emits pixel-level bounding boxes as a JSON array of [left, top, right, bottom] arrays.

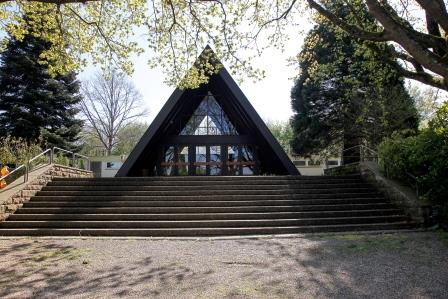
[[80, 22, 314, 124]]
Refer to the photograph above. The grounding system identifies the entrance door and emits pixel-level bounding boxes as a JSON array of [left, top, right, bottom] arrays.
[[193, 145, 223, 175], [159, 144, 257, 176]]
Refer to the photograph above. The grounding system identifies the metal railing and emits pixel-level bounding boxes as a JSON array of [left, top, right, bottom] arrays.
[[340, 145, 378, 166], [0, 147, 90, 188], [1, 164, 27, 184], [52, 147, 90, 170], [340, 144, 421, 197], [405, 171, 420, 198]]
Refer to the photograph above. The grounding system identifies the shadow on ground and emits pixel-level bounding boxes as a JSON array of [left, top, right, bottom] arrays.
[[0, 232, 447, 298]]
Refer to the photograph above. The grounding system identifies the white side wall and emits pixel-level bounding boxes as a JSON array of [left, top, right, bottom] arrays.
[[101, 163, 119, 177]]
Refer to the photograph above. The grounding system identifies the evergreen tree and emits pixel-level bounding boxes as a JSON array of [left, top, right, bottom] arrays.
[[0, 23, 83, 150], [290, 2, 418, 163]]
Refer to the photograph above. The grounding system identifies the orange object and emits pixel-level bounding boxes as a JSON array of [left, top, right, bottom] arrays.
[[1, 166, 9, 177], [0, 166, 9, 189]]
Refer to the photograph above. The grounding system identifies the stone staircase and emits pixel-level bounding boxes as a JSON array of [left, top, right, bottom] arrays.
[[0, 175, 417, 236]]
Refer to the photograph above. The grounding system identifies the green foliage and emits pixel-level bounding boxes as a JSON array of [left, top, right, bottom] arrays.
[[80, 121, 148, 157], [408, 85, 441, 128], [54, 153, 70, 167], [112, 122, 148, 156], [0, 19, 83, 150], [0, 135, 43, 166], [0, 1, 444, 92], [0, 0, 276, 88], [290, 1, 418, 158], [76, 159, 85, 170], [379, 102, 448, 208], [266, 120, 294, 155]]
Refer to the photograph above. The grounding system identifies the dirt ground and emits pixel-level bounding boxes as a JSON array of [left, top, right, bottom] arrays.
[[1, 231, 447, 299]]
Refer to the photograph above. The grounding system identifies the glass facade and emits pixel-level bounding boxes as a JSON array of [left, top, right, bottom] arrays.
[[180, 94, 238, 136], [157, 92, 258, 176]]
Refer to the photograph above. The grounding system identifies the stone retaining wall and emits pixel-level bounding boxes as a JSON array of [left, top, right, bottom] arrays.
[[325, 161, 425, 225], [0, 164, 92, 221], [358, 162, 425, 225]]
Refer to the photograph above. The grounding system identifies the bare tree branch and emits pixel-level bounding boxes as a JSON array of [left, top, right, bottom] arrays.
[[80, 70, 147, 155], [415, 0, 448, 32]]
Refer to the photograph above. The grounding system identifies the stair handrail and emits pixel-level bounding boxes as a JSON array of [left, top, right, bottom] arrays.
[[0, 164, 27, 184], [52, 147, 90, 170], [340, 145, 378, 165], [1, 147, 91, 188], [1, 148, 52, 185], [28, 148, 52, 165]]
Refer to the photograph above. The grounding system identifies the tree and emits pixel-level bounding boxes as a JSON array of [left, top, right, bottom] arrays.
[[266, 120, 294, 155], [290, 3, 419, 163], [306, 0, 448, 90], [408, 85, 443, 127], [113, 121, 148, 156], [1, 1, 447, 91], [80, 70, 147, 155], [0, 23, 83, 150]]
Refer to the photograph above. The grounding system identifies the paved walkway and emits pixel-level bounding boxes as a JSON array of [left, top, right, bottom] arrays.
[[0, 232, 447, 299]]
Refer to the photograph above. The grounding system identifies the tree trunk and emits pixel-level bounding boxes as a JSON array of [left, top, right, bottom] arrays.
[[342, 135, 360, 165]]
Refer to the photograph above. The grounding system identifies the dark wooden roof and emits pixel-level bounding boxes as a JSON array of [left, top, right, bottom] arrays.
[[116, 48, 299, 176]]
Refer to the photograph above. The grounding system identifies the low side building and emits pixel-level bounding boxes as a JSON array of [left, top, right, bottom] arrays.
[[290, 155, 341, 176]]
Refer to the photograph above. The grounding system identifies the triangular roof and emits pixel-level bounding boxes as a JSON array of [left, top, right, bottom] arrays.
[[116, 47, 299, 176]]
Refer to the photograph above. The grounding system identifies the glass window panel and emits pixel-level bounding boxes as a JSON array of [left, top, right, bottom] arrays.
[[178, 146, 189, 176], [161, 146, 175, 175], [106, 162, 123, 169], [227, 146, 240, 175], [210, 146, 221, 175], [180, 93, 238, 135], [195, 146, 206, 175], [241, 146, 254, 175]]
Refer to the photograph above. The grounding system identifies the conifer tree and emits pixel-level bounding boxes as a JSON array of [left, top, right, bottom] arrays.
[[290, 2, 419, 163], [0, 22, 83, 150]]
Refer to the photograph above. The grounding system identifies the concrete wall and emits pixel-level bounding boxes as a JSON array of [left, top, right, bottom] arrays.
[[89, 156, 124, 178], [291, 155, 342, 176]]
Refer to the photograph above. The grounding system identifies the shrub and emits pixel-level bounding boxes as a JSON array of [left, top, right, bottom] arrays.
[[54, 153, 70, 166], [379, 103, 448, 225], [0, 136, 43, 167]]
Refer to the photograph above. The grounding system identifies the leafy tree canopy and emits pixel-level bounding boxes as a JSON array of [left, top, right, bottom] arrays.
[[113, 122, 148, 156], [1, 0, 446, 90], [266, 120, 294, 155]]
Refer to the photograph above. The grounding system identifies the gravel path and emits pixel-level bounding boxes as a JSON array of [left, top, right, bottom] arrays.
[[0, 232, 447, 299]]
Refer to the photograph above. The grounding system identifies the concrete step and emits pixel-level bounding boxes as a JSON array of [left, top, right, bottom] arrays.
[[51, 175, 363, 182], [41, 183, 373, 191], [0, 216, 409, 229], [0, 222, 417, 236], [6, 209, 404, 221], [14, 203, 397, 214], [35, 188, 378, 196], [2, 174, 416, 236], [47, 179, 365, 186], [22, 198, 389, 208], [30, 193, 384, 201]]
